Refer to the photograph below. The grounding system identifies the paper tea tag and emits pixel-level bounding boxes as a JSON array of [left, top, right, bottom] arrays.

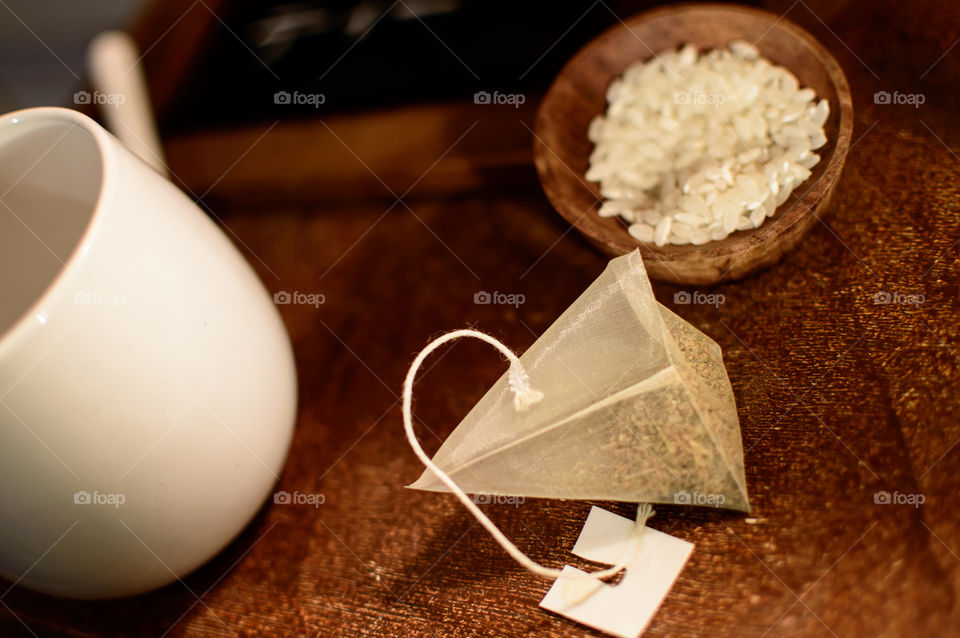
[[539, 506, 694, 638]]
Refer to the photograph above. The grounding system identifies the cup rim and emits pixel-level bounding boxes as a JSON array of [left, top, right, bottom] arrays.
[[0, 107, 116, 355]]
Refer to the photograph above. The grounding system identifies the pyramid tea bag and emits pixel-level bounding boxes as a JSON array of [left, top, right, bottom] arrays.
[[408, 249, 749, 512]]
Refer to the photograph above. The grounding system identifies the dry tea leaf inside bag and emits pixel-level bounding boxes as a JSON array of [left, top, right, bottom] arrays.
[[408, 250, 749, 512]]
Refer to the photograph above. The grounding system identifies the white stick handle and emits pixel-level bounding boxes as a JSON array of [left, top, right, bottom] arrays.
[[86, 30, 167, 176]]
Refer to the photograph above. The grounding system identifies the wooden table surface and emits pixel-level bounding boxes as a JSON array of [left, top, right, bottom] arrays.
[[3, 1, 960, 636]]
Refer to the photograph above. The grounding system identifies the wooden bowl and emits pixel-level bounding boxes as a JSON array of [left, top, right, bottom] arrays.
[[533, 3, 853, 285]]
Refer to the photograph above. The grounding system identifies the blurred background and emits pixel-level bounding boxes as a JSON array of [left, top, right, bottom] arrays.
[[0, 0, 145, 110], [1, 0, 951, 139], [0, 0, 649, 135]]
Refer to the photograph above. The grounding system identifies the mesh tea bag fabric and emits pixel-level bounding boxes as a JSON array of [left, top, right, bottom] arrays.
[[409, 250, 749, 512]]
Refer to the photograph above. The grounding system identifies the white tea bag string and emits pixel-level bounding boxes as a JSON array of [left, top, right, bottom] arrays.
[[403, 328, 654, 581]]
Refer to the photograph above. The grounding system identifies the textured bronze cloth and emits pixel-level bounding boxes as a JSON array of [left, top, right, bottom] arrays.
[[3, 0, 960, 636]]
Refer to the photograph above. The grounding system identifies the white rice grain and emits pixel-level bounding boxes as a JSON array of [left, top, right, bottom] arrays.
[[586, 41, 828, 242]]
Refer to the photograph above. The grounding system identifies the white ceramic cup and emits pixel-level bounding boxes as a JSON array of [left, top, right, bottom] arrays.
[[0, 107, 297, 599]]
